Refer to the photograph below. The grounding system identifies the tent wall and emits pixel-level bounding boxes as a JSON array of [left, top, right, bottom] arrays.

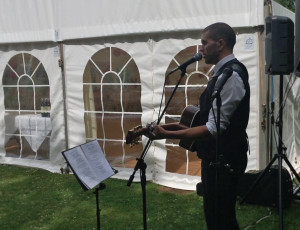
[[0, 0, 299, 190], [0, 29, 262, 190], [0, 43, 66, 172], [0, 0, 264, 44]]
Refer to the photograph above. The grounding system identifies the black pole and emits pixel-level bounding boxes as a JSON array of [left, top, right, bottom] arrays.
[[278, 74, 284, 230], [127, 69, 187, 230], [240, 74, 300, 230], [94, 183, 106, 230], [140, 161, 147, 230], [214, 91, 222, 230], [127, 71, 186, 187]]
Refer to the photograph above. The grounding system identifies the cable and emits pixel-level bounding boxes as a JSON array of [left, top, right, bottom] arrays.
[[275, 73, 295, 124], [157, 77, 167, 121], [242, 208, 272, 230], [272, 73, 296, 155]]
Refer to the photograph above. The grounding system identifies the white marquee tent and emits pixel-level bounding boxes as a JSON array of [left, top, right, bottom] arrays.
[[0, 0, 299, 190]]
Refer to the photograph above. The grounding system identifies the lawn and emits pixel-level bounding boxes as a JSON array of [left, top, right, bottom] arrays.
[[0, 164, 299, 230]]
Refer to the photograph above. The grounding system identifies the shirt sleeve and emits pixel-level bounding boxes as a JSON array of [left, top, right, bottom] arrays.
[[206, 71, 246, 137]]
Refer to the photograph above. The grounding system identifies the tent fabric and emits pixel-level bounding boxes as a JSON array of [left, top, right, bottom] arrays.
[[0, 0, 264, 43], [0, 0, 299, 191], [0, 42, 66, 172]]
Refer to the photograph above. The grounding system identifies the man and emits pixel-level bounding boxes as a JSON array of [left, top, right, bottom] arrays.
[[147, 23, 250, 229]]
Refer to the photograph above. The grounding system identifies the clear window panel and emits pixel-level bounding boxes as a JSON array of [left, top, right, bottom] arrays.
[[120, 59, 140, 83], [188, 73, 208, 85], [164, 45, 213, 176], [166, 146, 201, 176], [99, 140, 123, 166], [102, 72, 120, 84], [23, 53, 40, 77], [35, 86, 50, 113], [3, 87, 19, 110], [84, 112, 103, 139], [8, 54, 25, 77], [2, 65, 19, 85], [83, 60, 102, 84], [122, 85, 142, 112], [124, 143, 143, 168], [91, 48, 111, 74], [19, 86, 34, 110], [103, 113, 123, 140], [20, 135, 36, 159], [111, 47, 131, 73], [123, 114, 142, 138], [165, 87, 186, 115], [166, 146, 188, 174], [19, 76, 33, 85], [84, 47, 142, 169], [4, 111, 20, 135], [5, 135, 21, 158], [36, 136, 50, 160], [186, 87, 206, 106], [188, 152, 201, 176], [102, 84, 122, 111], [83, 85, 102, 112], [32, 64, 49, 85], [3, 53, 51, 161]]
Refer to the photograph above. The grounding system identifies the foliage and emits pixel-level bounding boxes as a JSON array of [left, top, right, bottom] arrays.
[[274, 0, 296, 12], [0, 165, 300, 229]]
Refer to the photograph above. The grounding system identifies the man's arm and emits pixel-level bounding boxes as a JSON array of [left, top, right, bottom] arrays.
[[148, 124, 214, 141], [159, 122, 187, 131]]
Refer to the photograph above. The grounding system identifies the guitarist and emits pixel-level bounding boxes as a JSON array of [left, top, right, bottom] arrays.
[[146, 23, 250, 230]]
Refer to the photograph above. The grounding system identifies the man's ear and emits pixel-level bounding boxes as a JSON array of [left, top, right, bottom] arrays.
[[217, 39, 225, 51]]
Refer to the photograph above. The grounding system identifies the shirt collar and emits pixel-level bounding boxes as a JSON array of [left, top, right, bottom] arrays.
[[212, 54, 235, 77]]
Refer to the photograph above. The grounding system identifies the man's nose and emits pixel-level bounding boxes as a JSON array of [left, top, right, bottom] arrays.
[[199, 45, 204, 52]]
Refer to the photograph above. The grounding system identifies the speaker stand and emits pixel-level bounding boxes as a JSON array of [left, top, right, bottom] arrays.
[[240, 74, 300, 230]]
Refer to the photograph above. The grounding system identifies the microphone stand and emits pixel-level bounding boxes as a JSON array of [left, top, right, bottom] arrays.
[[127, 68, 187, 230], [211, 90, 224, 230]]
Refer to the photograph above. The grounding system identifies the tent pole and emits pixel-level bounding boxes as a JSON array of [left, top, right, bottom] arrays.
[[58, 42, 69, 150]]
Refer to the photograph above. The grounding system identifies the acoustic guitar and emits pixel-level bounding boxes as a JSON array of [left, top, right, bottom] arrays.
[[178, 105, 201, 152], [126, 105, 201, 152]]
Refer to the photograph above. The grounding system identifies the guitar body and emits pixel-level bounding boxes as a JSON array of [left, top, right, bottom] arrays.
[[178, 105, 201, 152], [126, 105, 201, 152]]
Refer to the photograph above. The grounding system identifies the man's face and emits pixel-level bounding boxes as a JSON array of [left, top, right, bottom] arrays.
[[200, 31, 220, 65]]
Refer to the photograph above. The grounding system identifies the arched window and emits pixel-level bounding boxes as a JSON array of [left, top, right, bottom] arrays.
[[164, 45, 213, 176], [83, 47, 142, 168], [3, 53, 51, 160]]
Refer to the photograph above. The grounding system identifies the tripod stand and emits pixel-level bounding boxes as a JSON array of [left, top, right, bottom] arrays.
[[240, 74, 300, 230]]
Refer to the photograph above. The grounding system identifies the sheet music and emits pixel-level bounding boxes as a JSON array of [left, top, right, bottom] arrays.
[[62, 140, 115, 190], [80, 140, 115, 183], [63, 147, 99, 189]]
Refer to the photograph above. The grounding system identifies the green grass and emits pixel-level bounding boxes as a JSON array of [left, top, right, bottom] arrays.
[[0, 164, 300, 230]]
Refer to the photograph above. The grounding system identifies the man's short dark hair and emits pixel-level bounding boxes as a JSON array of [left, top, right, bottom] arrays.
[[202, 22, 236, 50]]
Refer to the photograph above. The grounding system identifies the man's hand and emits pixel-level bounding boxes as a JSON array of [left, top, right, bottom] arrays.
[[145, 124, 166, 140]]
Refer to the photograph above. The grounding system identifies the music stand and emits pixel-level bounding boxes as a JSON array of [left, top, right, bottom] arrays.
[[240, 74, 300, 230], [61, 140, 117, 230]]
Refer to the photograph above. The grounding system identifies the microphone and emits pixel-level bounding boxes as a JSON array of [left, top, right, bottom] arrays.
[[168, 53, 202, 75], [211, 67, 233, 99]]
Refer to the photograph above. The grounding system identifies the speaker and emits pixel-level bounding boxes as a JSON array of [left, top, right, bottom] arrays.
[[196, 166, 293, 208], [265, 16, 294, 75], [295, 0, 300, 76], [237, 166, 293, 208]]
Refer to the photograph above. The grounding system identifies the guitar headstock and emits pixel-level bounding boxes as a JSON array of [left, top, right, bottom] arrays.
[[126, 125, 144, 146]]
